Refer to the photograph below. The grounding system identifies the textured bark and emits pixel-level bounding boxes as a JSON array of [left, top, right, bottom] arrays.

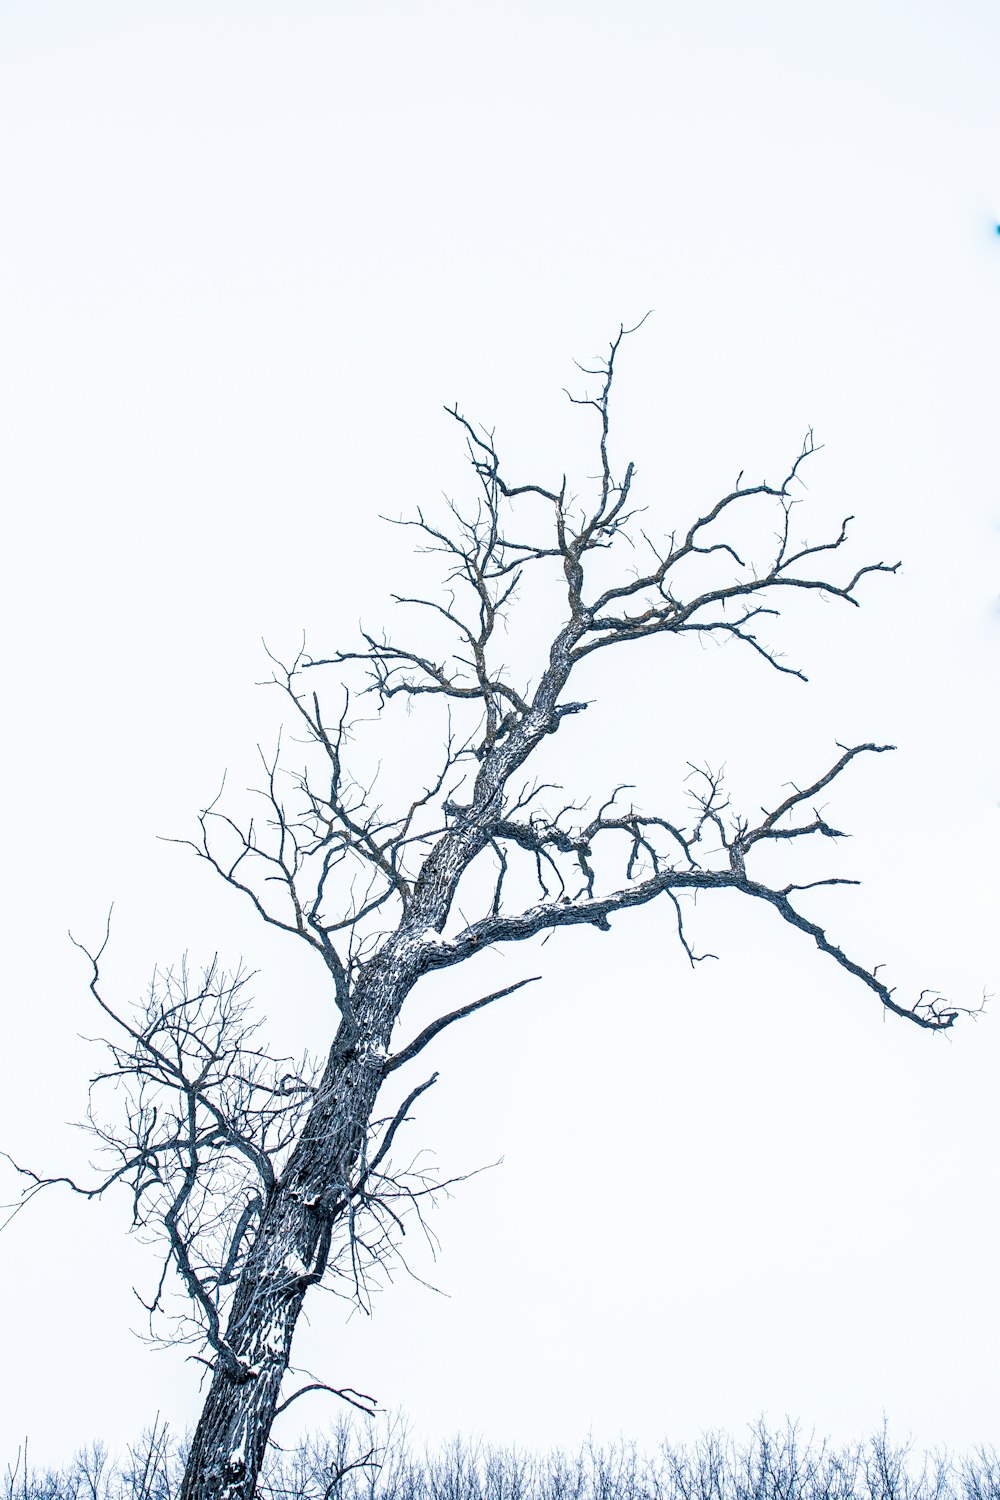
[[178, 975, 401, 1496], [179, 1003, 396, 1500]]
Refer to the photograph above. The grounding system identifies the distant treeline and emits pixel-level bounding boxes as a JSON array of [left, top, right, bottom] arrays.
[[5, 1420, 1000, 1500]]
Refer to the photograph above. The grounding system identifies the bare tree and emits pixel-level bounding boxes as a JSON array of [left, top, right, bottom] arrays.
[[3, 323, 977, 1500]]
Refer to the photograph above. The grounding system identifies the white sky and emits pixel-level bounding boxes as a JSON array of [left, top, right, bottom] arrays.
[[1, 0, 998, 1471]]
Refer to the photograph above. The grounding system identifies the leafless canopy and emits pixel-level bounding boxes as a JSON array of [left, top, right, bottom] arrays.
[[3, 322, 977, 1500], [186, 320, 962, 1034]]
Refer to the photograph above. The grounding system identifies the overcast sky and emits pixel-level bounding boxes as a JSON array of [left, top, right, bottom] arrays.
[[1, 0, 998, 1472]]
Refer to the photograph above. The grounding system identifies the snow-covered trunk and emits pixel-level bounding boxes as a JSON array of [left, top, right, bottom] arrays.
[[177, 1298, 294, 1500], [178, 939, 423, 1500], [177, 1057, 369, 1500]]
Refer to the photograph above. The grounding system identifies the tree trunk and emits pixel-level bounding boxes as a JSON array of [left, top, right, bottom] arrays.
[[179, 1050, 382, 1496], [178, 738, 543, 1499], [177, 924, 445, 1500]]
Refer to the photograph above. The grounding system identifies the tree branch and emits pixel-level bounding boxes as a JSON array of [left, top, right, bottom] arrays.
[[383, 976, 541, 1075]]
